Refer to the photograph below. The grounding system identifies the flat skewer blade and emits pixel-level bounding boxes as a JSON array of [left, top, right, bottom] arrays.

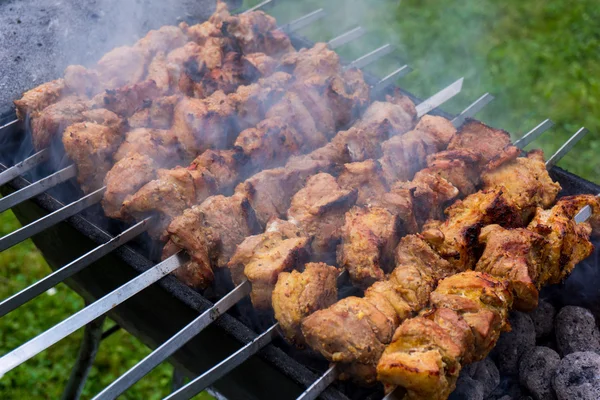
[[281, 9, 326, 33], [381, 387, 408, 400], [514, 119, 554, 149], [545, 127, 588, 169], [0, 119, 20, 135], [0, 164, 77, 214], [328, 26, 366, 49], [164, 324, 279, 400], [372, 65, 412, 93], [346, 44, 393, 70], [575, 205, 593, 224], [242, 0, 273, 14], [93, 280, 252, 400], [0, 217, 152, 318], [0, 186, 105, 252], [0, 252, 189, 376], [415, 77, 464, 118], [0, 148, 50, 187], [296, 365, 339, 400], [451, 93, 494, 128]]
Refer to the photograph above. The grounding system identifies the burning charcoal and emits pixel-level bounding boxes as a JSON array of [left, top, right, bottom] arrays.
[[494, 312, 536, 374], [529, 300, 556, 339], [518, 346, 560, 400], [462, 357, 500, 397], [555, 306, 600, 356], [448, 375, 485, 400], [553, 351, 600, 400]]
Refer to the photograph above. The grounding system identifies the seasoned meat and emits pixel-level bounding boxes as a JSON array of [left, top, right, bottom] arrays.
[[80, 108, 125, 133], [447, 119, 512, 167], [280, 43, 340, 82], [14, 79, 65, 120], [179, 20, 221, 45], [289, 78, 335, 135], [62, 122, 122, 193], [369, 185, 419, 234], [146, 52, 171, 93], [425, 149, 481, 196], [163, 238, 215, 290], [244, 52, 278, 77], [228, 220, 310, 309], [288, 173, 358, 262], [91, 80, 162, 117], [337, 206, 401, 287], [192, 51, 262, 98], [96, 46, 148, 89], [113, 128, 181, 166], [225, 10, 294, 56], [326, 68, 370, 128], [190, 148, 245, 193], [64, 65, 100, 97], [337, 160, 389, 205], [134, 25, 187, 59], [128, 95, 180, 129], [30, 96, 88, 150], [273, 262, 339, 345]]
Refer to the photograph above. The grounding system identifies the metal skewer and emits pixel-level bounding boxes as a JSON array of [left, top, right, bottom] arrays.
[[280, 9, 326, 33], [545, 127, 588, 169], [0, 251, 189, 376], [451, 93, 493, 128], [0, 148, 50, 187], [0, 164, 76, 214], [514, 119, 554, 149], [296, 365, 338, 400], [328, 26, 366, 50], [345, 44, 394, 70], [416, 77, 463, 118], [0, 217, 152, 317], [372, 65, 413, 94], [0, 79, 466, 382], [242, 0, 274, 14]]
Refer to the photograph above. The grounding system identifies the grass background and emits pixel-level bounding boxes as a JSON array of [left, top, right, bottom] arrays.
[[1, 0, 599, 398]]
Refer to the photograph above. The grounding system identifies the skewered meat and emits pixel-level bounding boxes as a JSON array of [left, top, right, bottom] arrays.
[[189, 148, 246, 194], [146, 52, 171, 93], [424, 149, 481, 196], [62, 122, 123, 193], [228, 218, 310, 309], [96, 46, 148, 89], [167, 193, 260, 288], [326, 68, 370, 128], [279, 43, 340, 82], [337, 160, 389, 205], [225, 8, 294, 56], [447, 119, 512, 167], [179, 20, 221, 45], [64, 65, 101, 98], [30, 96, 88, 150], [337, 206, 401, 287], [80, 108, 125, 133], [287, 173, 358, 262], [134, 25, 187, 59], [273, 262, 339, 346], [113, 128, 182, 165], [91, 80, 162, 118], [14, 79, 65, 120], [243, 52, 279, 77], [128, 95, 180, 129]]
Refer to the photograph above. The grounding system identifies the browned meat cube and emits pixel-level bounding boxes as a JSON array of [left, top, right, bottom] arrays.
[[30, 96, 88, 150], [64, 65, 100, 97], [447, 119, 512, 167], [146, 52, 171, 94], [425, 149, 481, 196], [272, 262, 339, 345], [62, 122, 122, 193], [128, 95, 180, 130], [179, 20, 221, 45], [163, 238, 215, 290], [288, 173, 358, 262], [96, 46, 148, 89], [337, 160, 389, 205], [280, 43, 339, 81], [14, 79, 65, 120], [326, 68, 370, 128], [134, 25, 187, 59], [190, 148, 245, 194], [80, 108, 125, 134], [244, 52, 278, 77], [226, 10, 294, 56], [113, 128, 182, 166], [91, 80, 161, 117]]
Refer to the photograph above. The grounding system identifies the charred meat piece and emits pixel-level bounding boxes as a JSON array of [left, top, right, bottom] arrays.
[[128, 95, 180, 129], [326, 68, 370, 128], [369, 185, 419, 235], [167, 193, 260, 289], [190, 148, 245, 194], [91, 80, 162, 117], [62, 122, 122, 193], [337, 206, 401, 287], [482, 149, 561, 224], [113, 128, 182, 166], [244, 52, 278, 77], [192, 51, 261, 98], [228, 219, 310, 309], [447, 119, 512, 168], [422, 189, 521, 271], [96, 46, 148, 89], [288, 173, 358, 262], [14, 79, 65, 120], [272, 262, 339, 346], [425, 149, 481, 197], [280, 43, 340, 82], [80, 108, 125, 133], [134, 25, 187, 59], [64, 65, 100, 97], [102, 153, 157, 219], [337, 160, 390, 205], [30, 96, 88, 150], [225, 10, 294, 56], [179, 20, 221, 45], [163, 238, 215, 290]]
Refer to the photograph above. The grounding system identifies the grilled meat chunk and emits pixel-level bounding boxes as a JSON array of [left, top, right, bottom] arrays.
[[62, 122, 122, 193], [326, 68, 370, 128], [134, 25, 187, 59], [228, 219, 310, 309], [102, 153, 157, 219], [30, 96, 88, 150], [180, 20, 221, 45], [447, 119, 512, 167], [64, 65, 100, 97], [288, 173, 358, 262], [96, 46, 148, 89], [280, 43, 340, 82], [163, 238, 214, 291], [225, 10, 294, 56], [337, 206, 401, 287], [80, 108, 125, 133], [113, 128, 181, 165], [14, 79, 65, 120], [190, 148, 245, 194], [128, 95, 180, 129], [273, 262, 339, 345], [337, 160, 389, 205], [91, 80, 162, 117], [424, 149, 481, 196], [146, 52, 171, 94], [244, 52, 279, 77]]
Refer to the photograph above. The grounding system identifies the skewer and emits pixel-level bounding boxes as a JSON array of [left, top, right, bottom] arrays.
[[0, 217, 152, 317], [0, 118, 20, 135], [0, 148, 50, 187], [451, 93, 493, 128], [416, 78, 463, 118], [328, 26, 366, 50], [0, 164, 77, 214], [296, 365, 338, 400], [0, 186, 105, 252], [345, 44, 393, 70], [242, 0, 274, 14], [0, 78, 466, 380], [0, 251, 189, 376], [545, 127, 588, 168], [127, 94, 490, 400], [513, 119, 554, 149], [372, 65, 413, 94], [280, 9, 326, 33]]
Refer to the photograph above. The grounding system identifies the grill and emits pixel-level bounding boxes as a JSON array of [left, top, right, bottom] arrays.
[[1, 1, 600, 399]]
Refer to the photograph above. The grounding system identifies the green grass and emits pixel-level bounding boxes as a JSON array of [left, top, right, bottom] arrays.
[[3, 0, 600, 398]]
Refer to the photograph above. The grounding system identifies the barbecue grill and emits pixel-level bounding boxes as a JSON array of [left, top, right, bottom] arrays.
[[2, 1, 600, 399]]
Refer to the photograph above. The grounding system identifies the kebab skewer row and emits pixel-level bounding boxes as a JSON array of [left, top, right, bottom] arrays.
[[378, 194, 600, 400], [0, 78, 465, 381], [295, 128, 587, 393], [162, 116, 558, 400]]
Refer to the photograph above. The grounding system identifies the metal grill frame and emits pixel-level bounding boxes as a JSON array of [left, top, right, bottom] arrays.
[[2, 14, 600, 400]]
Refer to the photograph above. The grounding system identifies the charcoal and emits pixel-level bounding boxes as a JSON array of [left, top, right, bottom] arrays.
[[462, 357, 500, 396], [518, 346, 560, 400], [529, 300, 556, 339], [555, 306, 600, 356], [488, 376, 524, 399], [448, 375, 484, 400], [553, 351, 600, 400], [494, 312, 536, 374]]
